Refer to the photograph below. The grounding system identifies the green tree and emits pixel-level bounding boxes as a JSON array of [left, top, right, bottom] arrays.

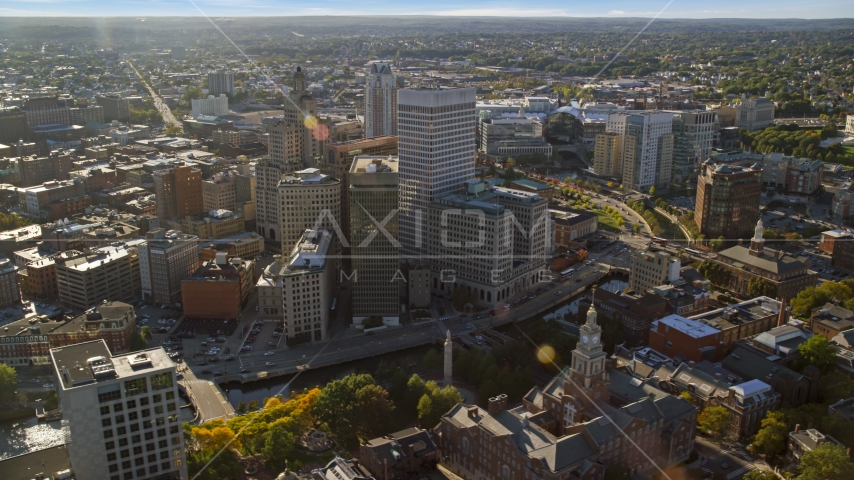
[[633, 224, 641, 233], [790, 286, 831, 317], [0, 364, 17, 403], [140, 326, 153, 343], [698, 406, 730, 438], [422, 349, 443, 372], [797, 442, 853, 480], [313, 373, 376, 446], [649, 186, 657, 196], [261, 423, 295, 472], [355, 384, 395, 439], [796, 335, 837, 374], [818, 370, 854, 404], [164, 123, 183, 135], [416, 394, 433, 428], [709, 236, 725, 250], [749, 411, 788, 457], [129, 332, 148, 352], [748, 277, 778, 298]]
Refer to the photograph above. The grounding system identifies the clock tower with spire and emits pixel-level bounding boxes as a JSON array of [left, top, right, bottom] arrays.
[[560, 291, 611, 427]]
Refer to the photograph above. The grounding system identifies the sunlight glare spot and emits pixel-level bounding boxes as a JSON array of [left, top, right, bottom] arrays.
[[537, 344, 555, 364]]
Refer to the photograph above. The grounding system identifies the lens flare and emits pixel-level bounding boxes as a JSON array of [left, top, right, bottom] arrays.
[[537, 345, 556, 364], [303, 115, 318, 130], [312, 123, 329, 141]]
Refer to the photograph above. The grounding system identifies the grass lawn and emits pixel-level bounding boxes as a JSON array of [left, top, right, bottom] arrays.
[[842, 146, 854, 156], [591, 209, 622, 232]]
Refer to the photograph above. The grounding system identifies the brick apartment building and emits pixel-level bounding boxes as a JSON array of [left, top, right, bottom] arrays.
[[810, 303, 854, 341], [0, 258, 21, 308], [153, 164, 204, 222], [18, 152, 76, 187], [819, 229, 851, 254]]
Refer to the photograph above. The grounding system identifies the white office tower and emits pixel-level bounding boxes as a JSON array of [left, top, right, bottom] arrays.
[[207, 71, 235, 97], [364, 63, 398, 138], [51, 340, 188, 480], [191, 94, 228, 118], [398, 88, 476, 260], [606, 111, 674, 191]]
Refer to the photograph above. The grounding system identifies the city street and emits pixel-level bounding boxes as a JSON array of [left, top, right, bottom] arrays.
[[694, 437, 764, 480], [126, 59, 181, 127]]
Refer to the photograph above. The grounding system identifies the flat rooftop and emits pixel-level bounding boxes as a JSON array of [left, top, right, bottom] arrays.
[[0, 445, 72, 480], [689, 296, 780, 330], [653, 314, 720, 339], [51, 339, 174, 390]]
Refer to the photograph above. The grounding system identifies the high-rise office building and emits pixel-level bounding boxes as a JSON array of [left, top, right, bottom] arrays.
[[257, 120, 302, 242], [606, 111, 674, 191], [428, 180, 548, 306], [349, 156, 400, 325], [153, 165, 204, 222], [398, 88, 476, 259], [671, 110, 717, 182], [207, 71, 235, 97], [284, 67, 323, 166], [364, 63, 398, 138], [695, 161, 763, 239], [138, 229, 200, 306], [277, 168, 341, 255], [322, 136, 398, 242], [96, 94, 130, 122], [50, 339, 188, 480], [592, 132, 623, 177]]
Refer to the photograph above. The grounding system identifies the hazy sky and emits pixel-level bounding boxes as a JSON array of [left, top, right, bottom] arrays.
[[2, 0, 853, 18]]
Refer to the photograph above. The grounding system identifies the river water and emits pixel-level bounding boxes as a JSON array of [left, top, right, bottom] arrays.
[[0, 276, 628, 457]]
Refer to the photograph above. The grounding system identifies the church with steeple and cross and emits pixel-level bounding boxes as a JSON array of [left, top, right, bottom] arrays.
[[438, 292, 699, 480]]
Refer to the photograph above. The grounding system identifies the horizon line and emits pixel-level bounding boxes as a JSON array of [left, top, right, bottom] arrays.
[[2, 15, 854, 20]]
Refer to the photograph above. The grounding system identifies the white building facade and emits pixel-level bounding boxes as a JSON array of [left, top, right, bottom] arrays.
[[398, 88, 476, 259], [191, 94, 228, 119]]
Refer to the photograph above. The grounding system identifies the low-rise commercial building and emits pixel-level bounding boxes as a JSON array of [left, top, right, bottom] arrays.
[[550, 208, 598, 250], [198, 231, 265, 261], [722, 346, 819, 407], [181, 253, 255, 321], [788, 428, 844, 464], [359, 428, 437, 480], [48, 301, 137, 354], [629, 249, 679, 293], [179, 209, 244, 240], [17, 178, 88, 221], [688, 296, 784, 355], [819, 229, 851, 254], [811, 303, 854, 341], [648, 314, 725, 362]]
